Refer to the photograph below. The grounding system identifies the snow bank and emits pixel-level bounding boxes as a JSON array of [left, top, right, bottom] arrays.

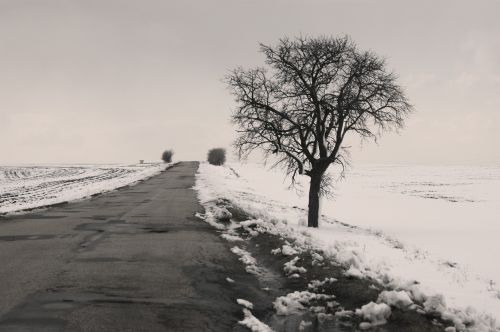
[[194, 162, 500, 331]]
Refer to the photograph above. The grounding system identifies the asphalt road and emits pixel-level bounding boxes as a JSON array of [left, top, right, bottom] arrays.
[[0, 162, 265, 331]]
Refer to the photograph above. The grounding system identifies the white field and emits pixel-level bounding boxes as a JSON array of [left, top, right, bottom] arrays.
[[0, 163, 170, 214], [325, 164, 500, 282], [195, 162, 500, 331]]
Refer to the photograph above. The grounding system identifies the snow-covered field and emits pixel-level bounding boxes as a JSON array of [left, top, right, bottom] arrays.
[[195, 162, 500, 331], [0, 163, 170, 214]]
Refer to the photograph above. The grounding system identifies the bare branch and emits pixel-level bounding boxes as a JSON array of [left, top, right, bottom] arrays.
[[226, 35, 413, 227]]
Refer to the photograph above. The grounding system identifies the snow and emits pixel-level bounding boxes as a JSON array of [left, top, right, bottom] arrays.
[[221, 233, 244, 242], [239, 308, 273, 332], [310, 252, 324, 266], [343, 266, 364, 279], [307, 278, 337, 291], [0, 163, 170, 214], [423, 293, 447, 314], [283, 257, 307, 275], [271, 248, 282, 255], [334, 309, 354, 318], [230, 246, 261, 275], [273, 291, 334, 316], [213, 206, 232, 221], [194, 162, 500, 331], [355, 302, 392, 327], [377, 290, 413, 309], [328, 164, 500, 281], [281, 244, 299, 256], [237, 298, 254, 309]]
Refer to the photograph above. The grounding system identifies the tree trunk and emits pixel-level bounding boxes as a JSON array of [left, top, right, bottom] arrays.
[[307, 172, 322, 228]]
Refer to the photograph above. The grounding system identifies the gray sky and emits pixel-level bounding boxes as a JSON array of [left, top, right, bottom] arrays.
[[1, 0, 499, 164]]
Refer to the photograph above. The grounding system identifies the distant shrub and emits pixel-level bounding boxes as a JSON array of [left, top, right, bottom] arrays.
[[161, 150, 174, 163], [207, 148, 226, 166]]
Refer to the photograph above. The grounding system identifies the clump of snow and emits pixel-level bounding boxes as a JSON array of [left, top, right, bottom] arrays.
[[271, 248, 281, 255], [230, 246, 261, 275], [378, 290, 413, 309], [274, 291, 333, 316], [240, 219, 276, 236], [355, 302, 392, 327], [213, 206, 232, 221], [237, 299, 254, 309], [344, 266, 364, 279], [239, 308, 273, 332], [423, 293, 447, 314], [309, 306, 325, 313], [221, 233, 244, 242], [226, 277, 235, 283], [311, 252, 324, 266], [284, 257, 307, 275], [282, 244, 299, 256], [194, 211, 225, 230], [335, 310, 354, 318], [326, 301, 339, 308], [270, 243, 300, 256], [317, 312, 334, 322], [307, 278, 337, 291]]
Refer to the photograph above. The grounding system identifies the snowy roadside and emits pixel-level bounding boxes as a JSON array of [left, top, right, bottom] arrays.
[[194, 162, 500, 332], [0, 162, 173, 215]]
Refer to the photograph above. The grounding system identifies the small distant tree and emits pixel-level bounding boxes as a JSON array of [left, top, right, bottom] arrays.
[[226, 35, 413, 228], [207, 148, 226, 166], [161, 150, 174, 163]]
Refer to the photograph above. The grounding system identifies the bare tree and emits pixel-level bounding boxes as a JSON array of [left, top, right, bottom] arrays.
[[226, 36, 413, 228]]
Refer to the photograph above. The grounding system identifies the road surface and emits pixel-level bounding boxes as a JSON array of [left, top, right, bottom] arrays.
[[0, 162, 264, 331]]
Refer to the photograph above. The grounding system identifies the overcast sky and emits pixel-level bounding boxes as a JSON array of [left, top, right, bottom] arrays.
[[1, 0, 499, 165]]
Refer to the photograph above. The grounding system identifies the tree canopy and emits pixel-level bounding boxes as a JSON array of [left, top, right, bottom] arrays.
[[227, 36, 413, 227]]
